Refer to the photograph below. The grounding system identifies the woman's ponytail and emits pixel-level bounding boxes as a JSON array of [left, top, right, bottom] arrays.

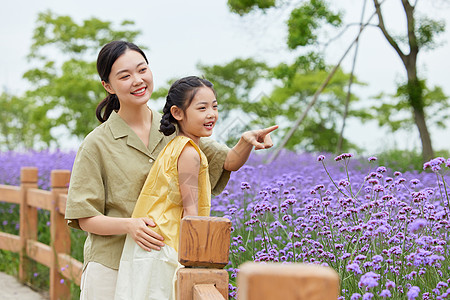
[[96, 94, 120, 123]]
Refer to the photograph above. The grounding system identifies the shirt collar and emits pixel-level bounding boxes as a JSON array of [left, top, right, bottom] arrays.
[[107, 110, 165, 159], [148, 109, 164, 156], [108, 111, 129, 139]]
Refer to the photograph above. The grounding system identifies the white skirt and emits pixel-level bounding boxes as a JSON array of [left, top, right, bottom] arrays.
[[114, 234, 183, 300]]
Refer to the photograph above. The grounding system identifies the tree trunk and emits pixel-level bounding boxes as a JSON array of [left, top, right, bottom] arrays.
[[412, 105, 434, 161], [406, 73, 434, 161]]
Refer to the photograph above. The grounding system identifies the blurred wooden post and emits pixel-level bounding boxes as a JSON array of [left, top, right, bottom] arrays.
[[50, 170, 71, 300], [19, 167, 38, 283], [177, 216, 231, 300], [193, 284, 226, 300], [237, 262, 340, 300]]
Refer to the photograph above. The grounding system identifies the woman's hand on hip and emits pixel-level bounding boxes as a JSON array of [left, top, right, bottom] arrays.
[[128, 217, 165, 251]]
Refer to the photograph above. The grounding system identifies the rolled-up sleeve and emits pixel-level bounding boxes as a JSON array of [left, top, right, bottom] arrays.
[[65, 145, 105, 230], [199, 138, 231, 196]]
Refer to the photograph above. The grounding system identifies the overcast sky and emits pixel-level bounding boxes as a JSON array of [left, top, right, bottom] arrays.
[[1, 0, 449, 153]]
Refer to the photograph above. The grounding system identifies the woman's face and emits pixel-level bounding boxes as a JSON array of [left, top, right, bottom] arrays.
[[102, 49, 154, 109]]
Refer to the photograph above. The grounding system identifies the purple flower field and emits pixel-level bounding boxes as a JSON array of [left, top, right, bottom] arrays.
[[1, 150, 449, 299], [213, 152, 450, 299], [0, 150, 76, 190]]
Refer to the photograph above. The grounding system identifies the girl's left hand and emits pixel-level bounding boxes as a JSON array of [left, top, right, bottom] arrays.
[[242, 125, 278, 150]]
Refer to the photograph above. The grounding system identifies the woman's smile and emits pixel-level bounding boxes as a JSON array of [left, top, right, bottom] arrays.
[[131, 86, 147, 96]]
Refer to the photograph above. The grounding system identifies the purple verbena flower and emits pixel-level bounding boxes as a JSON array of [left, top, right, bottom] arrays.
[[377, 166, 387, 173], [407, 286, 420, 300], [351, 293, 362, 300], [347, 262, 362, 275], [379, 289, 391, 298], [359, 272, 380, 289], [362, 292, 374, 300], [409, 219, 427, 233], [386, 280, 396, 290]]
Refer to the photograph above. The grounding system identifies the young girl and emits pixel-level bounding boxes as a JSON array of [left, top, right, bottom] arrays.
[[114, 76, 278, 300]]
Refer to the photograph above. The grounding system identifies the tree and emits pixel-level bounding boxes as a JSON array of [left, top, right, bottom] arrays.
[[21, 11, 142, 147], [371, 0, 446, 160], [198, 58, 270, 119], [199, 58, 276, 146], [373, 80, 448, 137], [227, 0, 448, 160], [0, 93, 39, 150], [267, 58, 366, 152]]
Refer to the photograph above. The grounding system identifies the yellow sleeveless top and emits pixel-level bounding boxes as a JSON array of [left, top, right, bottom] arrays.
[[131, 136, 211, 252]]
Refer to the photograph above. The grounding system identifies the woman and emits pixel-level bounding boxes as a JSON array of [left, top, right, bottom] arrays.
[[65, 41, 275, 299]]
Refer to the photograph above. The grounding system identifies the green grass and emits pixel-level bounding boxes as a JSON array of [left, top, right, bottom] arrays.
[[373, 149, 450, 172]]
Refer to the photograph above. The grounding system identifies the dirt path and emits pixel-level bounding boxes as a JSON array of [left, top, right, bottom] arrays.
[[0, 272, 49, 300]]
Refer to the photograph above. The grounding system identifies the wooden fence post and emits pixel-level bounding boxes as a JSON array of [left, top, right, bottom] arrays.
[[177, 216, 231, 300], [19, 167, 38, 284], [237, 262, 340, 300], [50, 170, 71, 300]]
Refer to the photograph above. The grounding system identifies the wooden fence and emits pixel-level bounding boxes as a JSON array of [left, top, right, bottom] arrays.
[[0, 167, 82, 300], [0, 167, 340, 300]]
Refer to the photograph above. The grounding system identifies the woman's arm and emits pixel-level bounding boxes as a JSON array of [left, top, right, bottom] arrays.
[[79, 215, 165, 252], [177, 143, 201, 217], [224, 125, 278, 171]]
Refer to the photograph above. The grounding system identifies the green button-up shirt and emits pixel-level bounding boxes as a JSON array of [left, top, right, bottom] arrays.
[[65, 110, 230, 270]]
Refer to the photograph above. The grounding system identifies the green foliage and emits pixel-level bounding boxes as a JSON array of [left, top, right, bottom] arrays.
[[28, 11, 141, 58], [228, 0, 342, 49], [198, 58, 270, 118], [227, 0, 276, 15], [371, 79, 449, 133], [0, 250, 19, 276], [272, 52, 326, 81], [374, 148, 450, 172], [287, 0, 342, 48], [0, 93, 39, 150], [375, 149, 424, 172], [257, 66, 362, 152], [21, 11, 142, 148], [414, 16, 445, 50], [198, 56, 364, 152]]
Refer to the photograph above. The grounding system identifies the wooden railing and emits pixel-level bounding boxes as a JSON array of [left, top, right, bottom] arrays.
[[0, 167, 82, 300], [177, 216, 340, 300], [177, 216, 231, 299], [0, 167, 340, 299]]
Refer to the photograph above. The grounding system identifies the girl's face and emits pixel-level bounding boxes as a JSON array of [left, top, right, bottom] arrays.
[[102, 49, 154, 109], [175, 87, 218, 143]]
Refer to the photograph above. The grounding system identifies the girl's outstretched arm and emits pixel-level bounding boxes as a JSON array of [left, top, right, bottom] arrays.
[[178, 143, 201, 217], [224, 125, 278, 171]]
